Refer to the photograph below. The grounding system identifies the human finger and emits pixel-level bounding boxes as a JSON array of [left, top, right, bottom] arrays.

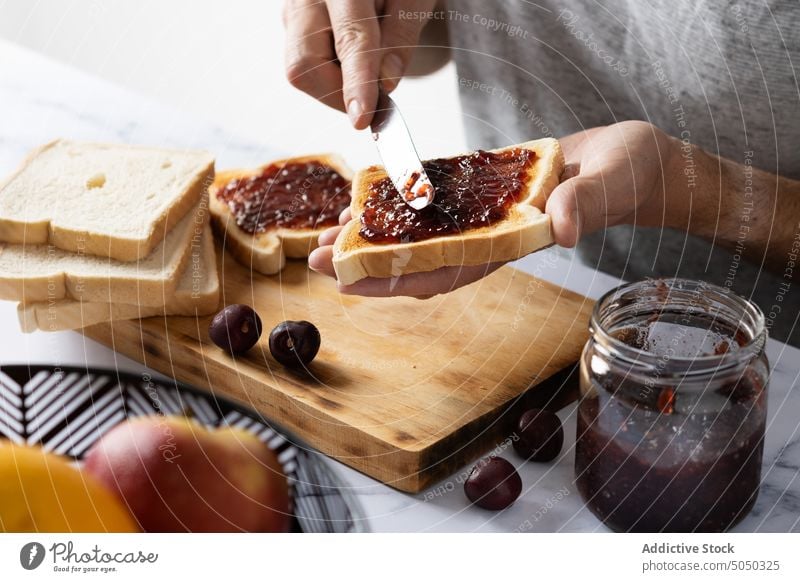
[[284, 0, 346, 111]]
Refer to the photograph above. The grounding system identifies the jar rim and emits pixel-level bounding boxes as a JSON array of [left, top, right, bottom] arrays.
[[590, 278, 767, 375]]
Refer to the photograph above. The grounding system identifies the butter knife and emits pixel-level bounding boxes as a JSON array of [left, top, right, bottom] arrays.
[[370, 86, 435, 210]]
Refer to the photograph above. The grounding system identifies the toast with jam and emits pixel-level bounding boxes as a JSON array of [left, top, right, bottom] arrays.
[[332, 138, 564, 285], [209, 154, 352, 275]]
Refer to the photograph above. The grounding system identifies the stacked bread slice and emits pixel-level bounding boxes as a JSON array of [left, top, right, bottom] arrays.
[[0, 139, 219, 332]]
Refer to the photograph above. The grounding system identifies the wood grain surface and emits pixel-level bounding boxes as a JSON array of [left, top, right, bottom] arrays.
[[84, 250, 594, 492]]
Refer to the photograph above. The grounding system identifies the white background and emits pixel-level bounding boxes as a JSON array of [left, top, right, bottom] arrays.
[[0, 533, 797, 580]]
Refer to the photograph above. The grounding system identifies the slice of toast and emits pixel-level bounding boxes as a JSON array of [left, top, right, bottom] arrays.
[[333, 138, 564, 285], [17, 224, 219, 332], [209, 154, 351, 275], [0, 139, 214, 262], [0, 196, 208, 306]]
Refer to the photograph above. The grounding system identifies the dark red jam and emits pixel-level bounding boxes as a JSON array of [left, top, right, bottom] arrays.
[[575, 314, 767, 532], [359, 148, 535, 243], [216, 161, 351, 233]]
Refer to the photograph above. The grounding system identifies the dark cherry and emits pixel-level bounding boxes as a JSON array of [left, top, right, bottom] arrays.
[[463, 456, 522, 511], [268, 320, 321, 368], [208, 304, 263, 355], [513, 408, 564, 462]]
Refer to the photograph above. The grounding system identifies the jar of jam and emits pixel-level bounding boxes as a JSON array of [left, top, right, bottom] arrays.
[[575, 278, 769, 532]]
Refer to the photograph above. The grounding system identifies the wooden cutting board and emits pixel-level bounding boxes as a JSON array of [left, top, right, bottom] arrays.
[[84, 250, 594, 492]]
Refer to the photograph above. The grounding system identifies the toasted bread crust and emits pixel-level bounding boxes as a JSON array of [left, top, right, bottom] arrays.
[[333, 138, 564, 285], [209, 154, 352, 275]]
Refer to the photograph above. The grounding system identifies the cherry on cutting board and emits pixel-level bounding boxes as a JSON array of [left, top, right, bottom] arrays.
[[208, 304, 263, 355], [513, 408, 564, 462], [269, 320, 321, 368], [464, 456, 522, 511]]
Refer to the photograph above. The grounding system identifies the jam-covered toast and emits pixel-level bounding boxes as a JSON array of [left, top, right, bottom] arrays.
[[332, 138, 564, 285], [209, 154, 352, 275]]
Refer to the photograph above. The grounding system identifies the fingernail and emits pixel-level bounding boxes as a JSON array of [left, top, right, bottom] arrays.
[[381, 54, 404, 91], [307, 248, 322, 271], [347, 99, 363, 127]]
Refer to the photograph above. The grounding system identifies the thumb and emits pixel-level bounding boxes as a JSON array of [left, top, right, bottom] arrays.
[[545, 175, 608, 248]]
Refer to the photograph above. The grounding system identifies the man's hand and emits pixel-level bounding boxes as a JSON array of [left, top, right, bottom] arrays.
[[552, 120, 800, 275], [283, 0, 438, 129], [546, 120, 679, 246]]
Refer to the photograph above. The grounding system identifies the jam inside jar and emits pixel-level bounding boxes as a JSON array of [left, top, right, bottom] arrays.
[[575, 279, 769, 532]]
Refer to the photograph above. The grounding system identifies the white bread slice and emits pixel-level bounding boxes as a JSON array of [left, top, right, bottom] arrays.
[[0, 139, 214, 262], [0, 196, 208, 306], [333, 138, 564, 285], [209, 154, 351, 275], [17, 224, 219, 333]]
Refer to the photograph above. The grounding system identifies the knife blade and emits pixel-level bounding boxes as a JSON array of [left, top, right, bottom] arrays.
[[370, 86, 435, 210]]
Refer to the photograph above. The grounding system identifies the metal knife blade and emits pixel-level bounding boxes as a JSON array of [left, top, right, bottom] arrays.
[[370, 86, 435, 210]]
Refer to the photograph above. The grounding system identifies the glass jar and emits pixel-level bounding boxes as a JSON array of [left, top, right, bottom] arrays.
[[575, 278, 769, 532]]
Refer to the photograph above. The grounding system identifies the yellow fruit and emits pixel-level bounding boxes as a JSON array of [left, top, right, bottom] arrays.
[[0, 443, 139, 533]]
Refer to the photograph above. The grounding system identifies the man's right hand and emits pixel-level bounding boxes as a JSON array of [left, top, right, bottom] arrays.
[[283, 0, 438, 129]]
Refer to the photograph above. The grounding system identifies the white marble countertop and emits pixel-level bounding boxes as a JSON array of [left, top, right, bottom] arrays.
[[1, 40, 798, 532]]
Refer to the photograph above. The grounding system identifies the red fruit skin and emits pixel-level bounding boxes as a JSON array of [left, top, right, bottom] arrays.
[[83, 417, 291, 532], [463, 456, 522, 511], [513, 408, 564, 462]]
